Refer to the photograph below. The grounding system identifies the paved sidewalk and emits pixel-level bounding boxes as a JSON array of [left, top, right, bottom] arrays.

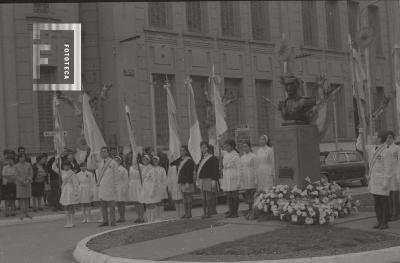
[[103, 223, 280, 260]]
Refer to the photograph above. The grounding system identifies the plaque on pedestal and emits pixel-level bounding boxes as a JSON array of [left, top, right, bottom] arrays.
[[273, 124, 320, 188]]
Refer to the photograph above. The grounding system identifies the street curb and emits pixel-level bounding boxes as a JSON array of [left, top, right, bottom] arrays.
[[73, 218, 400, 263]]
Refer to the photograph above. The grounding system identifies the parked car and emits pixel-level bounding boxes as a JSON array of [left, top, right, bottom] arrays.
[[320, 150, 367, 186]]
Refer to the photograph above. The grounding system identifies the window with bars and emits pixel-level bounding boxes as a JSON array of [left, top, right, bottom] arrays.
[[374, 86, 387, 131], [37, 68, 55, 152], [186, 2, 207, 33], [255, 80, 273, 138], [302, 1, 319, 47], [251, 1, 270, 41], [368, 6, 383, 55], [148, 2, 170, 29], [190, 76, 209, 141], [33, 3, 49, 14], [220, 1, 240, 38], [152, 74, 175, 147], [347, 0, 359, 41], [224, 78, 242, 138], [326, 0, 342, 50]]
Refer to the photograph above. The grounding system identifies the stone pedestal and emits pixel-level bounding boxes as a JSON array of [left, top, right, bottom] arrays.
[[273, 124, 320, 189]]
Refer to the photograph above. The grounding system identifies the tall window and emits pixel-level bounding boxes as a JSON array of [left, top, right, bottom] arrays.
[[368, 5, 383, 55], [374, 86, 386, 131], [148, 2, 170, 29], [251, 1, 270, 41], [152, 74, 175, 146], [186, 2, 207, 33], [302, 0, 319, 46], [37, 68, 55, 152], [33, 3, 49, 14], [326, 0, 342, 49], [190, 76, 209, 140], [347, 0, 359, 41], [220, 1, 240, 37], [255, 80, 273, 137], [224, 78, 242, 138]]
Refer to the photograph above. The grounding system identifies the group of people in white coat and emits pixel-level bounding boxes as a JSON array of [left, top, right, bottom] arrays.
[[58, 134, 276, 228], [356, 129, 400, 230]]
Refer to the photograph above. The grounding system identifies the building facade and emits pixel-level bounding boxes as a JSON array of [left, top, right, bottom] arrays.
[[0, 1, 399, 153]]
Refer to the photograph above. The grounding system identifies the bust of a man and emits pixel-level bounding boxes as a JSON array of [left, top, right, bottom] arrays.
[[277, 74, 316, 125]]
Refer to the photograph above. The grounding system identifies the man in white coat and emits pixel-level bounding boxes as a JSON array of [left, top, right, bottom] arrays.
[[97, 147, 118, 227]]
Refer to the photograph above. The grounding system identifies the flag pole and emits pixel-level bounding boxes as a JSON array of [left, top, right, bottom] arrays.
[[349, 37, 368, 174], [149, 74, 157, 152]]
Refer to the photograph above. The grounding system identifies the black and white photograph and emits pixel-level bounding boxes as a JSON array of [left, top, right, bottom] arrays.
[[1, 1, 400, 262]]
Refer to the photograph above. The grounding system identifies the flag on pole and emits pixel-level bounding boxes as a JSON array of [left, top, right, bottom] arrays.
[[186, 77, 202, 163], [164, 79, 181, 161], [125, 104, 138, 156], [53, 94, 65, 157], [210, 64, 227, 139], [393, 44, 400, 130], [82, 92, 106, 170]]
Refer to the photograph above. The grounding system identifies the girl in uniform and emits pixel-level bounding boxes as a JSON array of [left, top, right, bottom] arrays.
[[2, 157, 17, 216], [171, 146, 195, 219], [153, 155, 168, 221], [255, 135, 275, 192], [77, 162, 95, 223], [240, 141, 257, 219], [60, 161, 80, 228], [129, 154, 145, 223], [197, 142, 220, 219], [140, 154, 159, 222], [115, 156, 129, 223], [221, 139, 242, 218]]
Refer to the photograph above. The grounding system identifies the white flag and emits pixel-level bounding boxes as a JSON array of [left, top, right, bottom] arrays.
[[164, 81, 181, 161], [52, 94, 65, 157], [186, 78, 202, 163], [210, 65, 227, 139]]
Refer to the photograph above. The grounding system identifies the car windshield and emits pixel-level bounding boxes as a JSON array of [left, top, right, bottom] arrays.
[[347, 152, 360, 162]]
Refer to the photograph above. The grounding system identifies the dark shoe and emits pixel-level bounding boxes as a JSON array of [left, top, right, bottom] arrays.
[[98, 222, 109, 227], [33, 209, 37, 212], [110, 222, 116, 227], [38, 207, 44, 211], [116, 218, 125, 223], [201, 214, 210, 219], [230, 212, 239, 218], [379, 223, 389, 230], [373, 222, 381, 229], [224, 212, 232, 218], [5, 214, 9, 217], [134, 219, 141, 223], [25, 214, 32, 219]]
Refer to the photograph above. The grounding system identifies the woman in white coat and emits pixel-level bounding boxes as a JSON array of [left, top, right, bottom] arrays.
[[152, 155, 168, 221], [129, 155, 145, 223], [384, 132, 400, 221], [139, 154, 159, 222], [77, 162, 95, 223], [114, 156, 129, 223], [356, 129, 396, 229], [255, 135, 275, 192], [221, 139, 242, 218], [240, 141, 257, 219]]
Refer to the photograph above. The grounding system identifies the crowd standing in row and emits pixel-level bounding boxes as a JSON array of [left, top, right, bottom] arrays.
[[0, 135, 276, 228]]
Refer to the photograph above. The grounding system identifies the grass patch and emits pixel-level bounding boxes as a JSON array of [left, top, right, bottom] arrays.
[[87, 216, 225, 252], [168, 224, 400, 261]]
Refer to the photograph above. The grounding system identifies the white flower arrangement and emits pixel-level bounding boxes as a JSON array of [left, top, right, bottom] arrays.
[[253, 178, 360, 225]]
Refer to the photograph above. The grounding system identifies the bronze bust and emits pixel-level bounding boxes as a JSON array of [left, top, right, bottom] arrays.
[[277, 74, 316, 125]]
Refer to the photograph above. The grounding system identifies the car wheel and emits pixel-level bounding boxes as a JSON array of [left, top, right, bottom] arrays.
[[360, 178, 368, 186]]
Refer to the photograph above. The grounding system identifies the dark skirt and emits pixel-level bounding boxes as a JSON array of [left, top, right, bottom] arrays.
[[32, 182, 45, 197], [2, 183, 16, 200]]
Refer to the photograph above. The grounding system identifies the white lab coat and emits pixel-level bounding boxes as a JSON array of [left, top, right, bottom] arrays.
[[255, 146, 275, 192], [154, 166, 168, 201], [115, 165, 129, 202], [96, 158, 118, 201], [387, 143, 400, 191], [139, 164, 159, 204], [220, 151, 242, 192], [240, 152, 257, 190], [356, 137, 395, 196], [128, 165, 142, 203], [77, 170, 95, 204]]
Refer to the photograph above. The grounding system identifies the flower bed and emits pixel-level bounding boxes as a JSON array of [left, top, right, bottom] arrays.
[[254, 177, 360, 225]]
